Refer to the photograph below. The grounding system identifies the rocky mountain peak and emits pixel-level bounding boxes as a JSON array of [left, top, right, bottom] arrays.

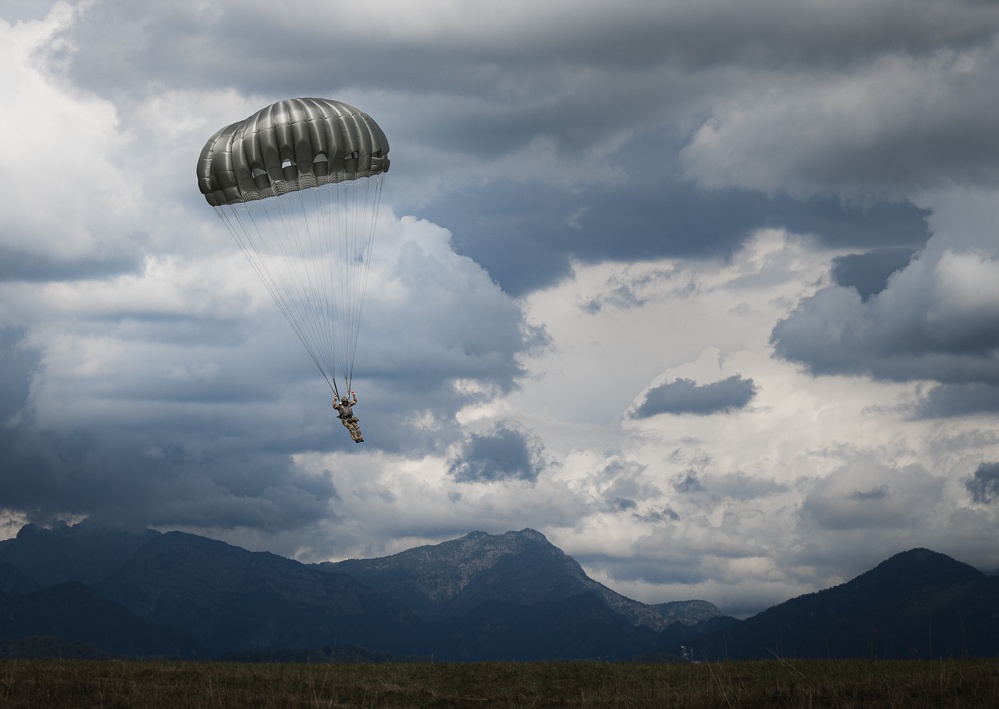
[[321, 529, 717, 630]]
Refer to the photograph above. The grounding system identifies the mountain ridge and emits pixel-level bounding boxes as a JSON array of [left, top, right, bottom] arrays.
[[93, 531, 422, 656], [320, 528, 718, 631], [0, 520, 159, 587], [0, 523, 996, 661]]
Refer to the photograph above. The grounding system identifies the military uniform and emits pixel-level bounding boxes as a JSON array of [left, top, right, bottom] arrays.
[[333, 392, 364, 443]]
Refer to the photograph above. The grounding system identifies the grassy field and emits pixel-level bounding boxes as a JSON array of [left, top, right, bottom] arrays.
[[1, 657, 997, 707]]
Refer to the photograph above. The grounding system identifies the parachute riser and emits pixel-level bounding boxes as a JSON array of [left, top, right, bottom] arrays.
[[199, 98, 388, 399], [213, 175, 382, 397]]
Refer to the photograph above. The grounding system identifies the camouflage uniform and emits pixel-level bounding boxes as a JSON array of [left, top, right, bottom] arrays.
[[333, 392, 364, 443]]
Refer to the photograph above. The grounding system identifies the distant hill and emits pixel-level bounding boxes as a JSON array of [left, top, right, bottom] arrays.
[[0, 521, 159, 587], [692, 548, 999, 660], [651, 600, 723, 627], [94, 531, 422, 656], [320, 529, 721, 631]]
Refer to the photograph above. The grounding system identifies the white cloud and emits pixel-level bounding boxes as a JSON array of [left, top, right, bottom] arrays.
[[800, 456, 944, 531], [0, 5, 144, 275]]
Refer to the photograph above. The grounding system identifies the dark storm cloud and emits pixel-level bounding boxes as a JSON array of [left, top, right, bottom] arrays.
[[48, 0, 999, 217], [913, 383, 999, 419], [0, 269, 528, 527], [0, 321, 341, 533], [0, 374, 306, 532], [0, 399, 339, 531], [0, 188, 537, 526], [41, 0, 955, 296], [831, 248, 917, 301], [55, 1, 999, 94], [966, 463, 999, 504], [633, 376, 756, 419], [772, 247, 999, 389], [447, 423, 548, 484], [0, 328, 35, 418], [428, 137, 931, 295]]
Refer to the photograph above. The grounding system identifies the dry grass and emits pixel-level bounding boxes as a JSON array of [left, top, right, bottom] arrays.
[[1, 657, 997, 707]]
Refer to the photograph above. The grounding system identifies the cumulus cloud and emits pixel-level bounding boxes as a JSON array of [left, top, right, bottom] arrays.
[[913, 383, 999, 419], [0, 328, 35, 421], [709, 472, 788, 502], [0, 6, 145, 282], [632, 376, 757, 418], [0, 409, 338, 531], [831, 248, 916, 301], [593, 460, 667, 517], [0, 207, 536, 530], [772, 246, 999, 390], [800, 458, 945, 531], [448, 423, 549, 484], [966, 463, 999, 504]]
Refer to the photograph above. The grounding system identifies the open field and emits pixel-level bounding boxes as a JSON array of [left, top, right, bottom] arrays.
[[1, 657, 997, 708]]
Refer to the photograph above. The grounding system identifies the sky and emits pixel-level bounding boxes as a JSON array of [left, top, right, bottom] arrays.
[[2, 0, 999, 617]]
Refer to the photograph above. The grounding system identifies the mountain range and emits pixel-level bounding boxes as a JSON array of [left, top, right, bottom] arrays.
[[1, 521, 996, 661]]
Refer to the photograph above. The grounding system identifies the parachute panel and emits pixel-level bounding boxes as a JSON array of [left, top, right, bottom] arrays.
[[197, 98, 390, 208]]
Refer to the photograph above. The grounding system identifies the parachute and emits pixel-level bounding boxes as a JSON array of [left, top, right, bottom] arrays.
[[196, 98, 389, 398]]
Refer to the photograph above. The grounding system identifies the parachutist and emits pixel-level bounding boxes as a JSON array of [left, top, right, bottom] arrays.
[[199, 99, 387, 414], [333, 390, 364, 443]]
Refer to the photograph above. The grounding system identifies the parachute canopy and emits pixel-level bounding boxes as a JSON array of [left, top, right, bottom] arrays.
[[198, 98, 389, 206], [197, 98, 390, 397]]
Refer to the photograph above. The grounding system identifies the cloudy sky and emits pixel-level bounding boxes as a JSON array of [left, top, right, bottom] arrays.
[[3, 0, 999, 617]]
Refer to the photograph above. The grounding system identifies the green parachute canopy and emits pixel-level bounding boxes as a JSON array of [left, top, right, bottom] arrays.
[[197, 98, 390, 397]]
